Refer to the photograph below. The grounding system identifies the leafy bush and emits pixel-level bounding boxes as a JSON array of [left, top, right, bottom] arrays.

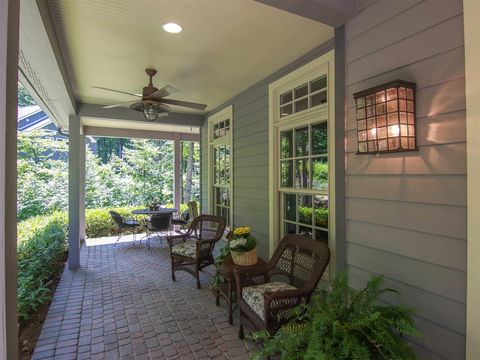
[[17, 212, 68, 320], [253, 273, 419, 360]]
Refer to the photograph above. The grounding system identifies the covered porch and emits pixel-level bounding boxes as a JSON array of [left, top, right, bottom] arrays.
[[1, 0, 480, 359]]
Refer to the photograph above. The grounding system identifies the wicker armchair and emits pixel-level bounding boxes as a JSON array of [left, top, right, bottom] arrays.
[[167, 215, 226, 289], [234, 234, 330, 339]]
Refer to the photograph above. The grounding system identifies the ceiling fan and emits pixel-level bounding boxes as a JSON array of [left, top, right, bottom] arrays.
[[93, 69, 207, 122]]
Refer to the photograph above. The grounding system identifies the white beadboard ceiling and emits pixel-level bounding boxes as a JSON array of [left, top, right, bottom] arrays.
[[47, 0, 333, 114]]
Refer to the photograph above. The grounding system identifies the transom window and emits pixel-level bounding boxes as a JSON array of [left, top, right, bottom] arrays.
[[213, 119, 230, 140], [279, 76, 327, 118]]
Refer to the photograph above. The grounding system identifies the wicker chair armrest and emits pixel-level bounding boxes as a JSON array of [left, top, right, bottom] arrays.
[[263, 289, 306, 323], [234, 264, 270, 295], [263, 288, 305, 303]]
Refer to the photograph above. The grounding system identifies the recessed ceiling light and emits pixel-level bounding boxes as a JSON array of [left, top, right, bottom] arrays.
[[163, 23, 182, 34]]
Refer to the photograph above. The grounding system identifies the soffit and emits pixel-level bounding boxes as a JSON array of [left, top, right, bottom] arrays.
[[47, 0, 333, 114]]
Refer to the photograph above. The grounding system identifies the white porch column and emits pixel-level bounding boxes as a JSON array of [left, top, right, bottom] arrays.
[[79, 132, 86, 243], [68, 115, 84, 269], [173, 135, 182, 212], [0, 0, 20, 358]]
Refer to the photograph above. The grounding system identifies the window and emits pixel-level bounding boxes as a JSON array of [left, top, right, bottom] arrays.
[[269, 50, 335, 276], [208, 106, 233, 228]]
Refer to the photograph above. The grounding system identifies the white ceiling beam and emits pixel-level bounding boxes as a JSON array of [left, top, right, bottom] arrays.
[[83, 126, 200, 142], [255, 0, 357, 28], [19, 0, 76, 129], [78, 103, 204, 128]]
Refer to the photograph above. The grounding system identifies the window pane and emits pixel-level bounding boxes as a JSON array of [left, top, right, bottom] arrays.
[[280, 91, 292, 105], [294, 98, 308, 113], [298, 195, 312, 225], [214, 147, 220, 184], [284, 193, 296, 222], [280, 130, 293, 159], [295, 159, 310, 188], [299, 226, 313, 238], [311, 91, 327, 107], [294, 84, 308, 99], [295, 126, 309, 156], [284, 222, 296, 235], [281, 160, 293, 187], [280, 104, 293, 117], [224, 145, 230, 184], [311, 157, 328, 190], [310, 76, 327, 92], [314, 229, 328, 242], [311, 122, 327, 155], [314, 195, 328, 229]]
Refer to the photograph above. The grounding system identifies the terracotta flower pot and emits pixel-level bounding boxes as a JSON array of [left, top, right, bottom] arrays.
[[231, 247, 258, 266]]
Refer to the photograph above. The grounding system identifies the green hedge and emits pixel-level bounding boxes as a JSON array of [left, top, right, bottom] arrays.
[[17, 212, 68, 321]]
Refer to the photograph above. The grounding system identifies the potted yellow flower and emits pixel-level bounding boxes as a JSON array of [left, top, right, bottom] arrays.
[[230, 226, 257, 266]]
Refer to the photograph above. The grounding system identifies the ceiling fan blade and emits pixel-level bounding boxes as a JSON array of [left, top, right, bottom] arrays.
[[159, 98, 207, 110], [92, 86, 142, 98], [150, 84, 179, 100], [102, 100, 137, 109]]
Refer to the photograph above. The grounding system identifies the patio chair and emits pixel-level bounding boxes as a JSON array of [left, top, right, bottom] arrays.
[[109, 210, 141, 246], [171, 201, 199, 230], [146, 213, 172, 250], [234, 234, 330, 339], [167, 215, 226, 289]]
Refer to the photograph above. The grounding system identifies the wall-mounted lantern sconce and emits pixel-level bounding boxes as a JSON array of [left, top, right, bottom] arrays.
[[354, 80, 417, 154]]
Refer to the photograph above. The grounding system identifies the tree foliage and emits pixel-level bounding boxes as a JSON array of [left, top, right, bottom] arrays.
[[17, 131, 200, 220], [17, 83, 36, 107]]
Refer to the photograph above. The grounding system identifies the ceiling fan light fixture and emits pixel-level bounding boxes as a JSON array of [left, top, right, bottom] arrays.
[[162, 22, 182, 34], [143, 102, 160, 122]]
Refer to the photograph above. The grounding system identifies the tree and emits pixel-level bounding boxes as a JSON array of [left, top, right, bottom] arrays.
[[17, 83, 36, 107]]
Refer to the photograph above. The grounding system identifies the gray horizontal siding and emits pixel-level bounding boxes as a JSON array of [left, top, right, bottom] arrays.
[[345, 0, 466, 358]]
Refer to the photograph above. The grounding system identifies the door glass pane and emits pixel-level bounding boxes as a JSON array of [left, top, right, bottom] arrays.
[[224, 145, 230, 184], [298, 195, 312, 225], [295, 159, 310, 188], [284, 193, 296, 222], [299, 226, 312, 238], [295, 98, 308, 113], [294, 84, 308, 99], [295, 127, 309, 156], [280, 91, 292, 105], [314, 195, 328, 229], [312, 122, 327, 155], [311, 91, 327, 107], [311, 157, 328, 190], [280, 130, 293, 159], [281, 160, 293, 187], [281, 104, 293, 117], [315, 229, 328, 242]]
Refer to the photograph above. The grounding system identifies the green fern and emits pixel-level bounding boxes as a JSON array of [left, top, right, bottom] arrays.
[[252, 272, 420, 360]]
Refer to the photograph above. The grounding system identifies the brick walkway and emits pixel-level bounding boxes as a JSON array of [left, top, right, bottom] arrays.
[[31, 235, 257, 359]]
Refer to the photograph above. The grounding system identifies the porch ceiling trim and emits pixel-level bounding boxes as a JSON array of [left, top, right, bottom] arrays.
[[78, 103, 204, 128], [255, 0, 358, 28], [83, 126, 200, 142], [19, 0, 76, 129]]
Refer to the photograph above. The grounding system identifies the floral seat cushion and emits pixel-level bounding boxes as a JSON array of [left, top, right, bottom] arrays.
[[242, 282, 297, 320], [171, 240, 197, 258]]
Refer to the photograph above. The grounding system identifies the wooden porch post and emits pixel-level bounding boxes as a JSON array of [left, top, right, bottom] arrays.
[[68, 115, 83, 269], [174, 135, 182, 212], [0, 0, 20, 358]]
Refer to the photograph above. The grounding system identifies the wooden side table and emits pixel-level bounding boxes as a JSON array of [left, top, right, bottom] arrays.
[[215, 255, 266, 324]]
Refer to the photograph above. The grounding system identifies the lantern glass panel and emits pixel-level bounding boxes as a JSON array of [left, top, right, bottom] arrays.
[[401, 137, 408, 149], [387, 100, 398, 113], [407, 113, 415, 124], [377, 115, 386, 127], [399, 112, 407, 124], [358, 142, 367, 153], [376, 103, 386, 115], [377, 127, 387, 139], [366, 95, 375, 106], [368, 141, 378, 152], [399, 87, 406, 99], [367, 106, 375, 117], [408, 125, 415, 136], [388, 125, 400, 137], [409, 138, 416, 149], [407, 100, 414, 112], [367, 118, 376, 129], [376, 91, 386, 103], [387, 113, 398, 125], [388, 138, 399, 150], [358, 130, 367, 141], [356, 97, 365, 108], [406, 88, 414, 100], [387, 88, 397, 100], [358, 119, 366, 130], [368, 128, 377, 140], [378, 139, 388, 151], [357, 108, 366, 119], [399, 100, 407, 111], [400, 124, 408, 136]]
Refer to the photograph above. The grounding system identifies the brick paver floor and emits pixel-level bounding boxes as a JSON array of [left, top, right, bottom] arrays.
[[32, 235, 257, 359]]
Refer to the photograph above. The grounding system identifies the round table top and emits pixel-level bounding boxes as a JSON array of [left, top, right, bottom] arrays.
[[132, 208, 177, 215]]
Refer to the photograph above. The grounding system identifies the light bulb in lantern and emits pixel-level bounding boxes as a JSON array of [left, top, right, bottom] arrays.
[[370, 128, 377, 139], [388, 124, 400, 137]]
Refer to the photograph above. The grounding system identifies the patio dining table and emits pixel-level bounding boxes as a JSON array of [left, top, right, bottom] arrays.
[[132, 208, 178, 216]]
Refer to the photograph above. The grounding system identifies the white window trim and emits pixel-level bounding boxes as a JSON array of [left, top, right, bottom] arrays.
[[268, 50, 335, 273], [207, 105, 234, 228]]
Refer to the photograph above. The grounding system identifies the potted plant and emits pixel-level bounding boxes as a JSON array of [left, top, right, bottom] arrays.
[[230, 226, 257, 266], [252, 273, 420, 360]]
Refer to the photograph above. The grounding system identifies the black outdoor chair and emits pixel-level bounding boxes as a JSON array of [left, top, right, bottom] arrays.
[[171, 201, 199, 230], [146, 213, 172, 250], [109, 210, 140, 246]]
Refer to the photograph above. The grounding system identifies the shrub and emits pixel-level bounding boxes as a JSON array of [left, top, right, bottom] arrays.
[[17, 212, 68, 320]]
